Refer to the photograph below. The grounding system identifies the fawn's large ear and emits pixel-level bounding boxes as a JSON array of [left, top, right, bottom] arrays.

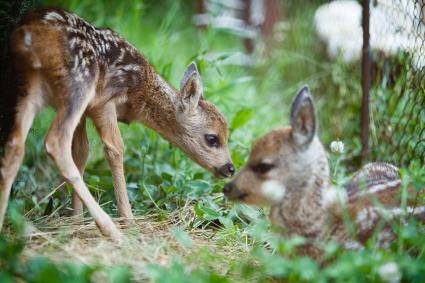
[[290, 85, 316, 147], [179, 62, 203, 113]]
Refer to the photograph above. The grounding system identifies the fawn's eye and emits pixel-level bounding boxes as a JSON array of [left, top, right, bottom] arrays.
[[205, 134, 220, 148], [251, 162, 275, 174]]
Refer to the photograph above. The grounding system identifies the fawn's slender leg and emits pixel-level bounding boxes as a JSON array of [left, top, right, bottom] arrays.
[[45, 85, 122, 241], [91, 103, 134, 220], [0, 93, 40, 229], [71, 117, 89, 216]]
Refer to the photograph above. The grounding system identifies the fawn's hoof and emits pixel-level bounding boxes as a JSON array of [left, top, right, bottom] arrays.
[[96, 219, 124, 243], [119, 217, 136, 227], [106, 226, 124, 244]]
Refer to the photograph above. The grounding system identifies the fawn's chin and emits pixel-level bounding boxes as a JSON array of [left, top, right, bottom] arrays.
[[224, 191, 248, 202], [194, 161, 224, 178], [193, 162, 217, 177], [213, 167, 229, 179], [230, 194, 270, 207], [213, 171, 225, 179]]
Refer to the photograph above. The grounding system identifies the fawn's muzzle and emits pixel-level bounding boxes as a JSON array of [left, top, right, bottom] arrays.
[[223, 182, 234, 195], [223, 182, 246, 200], [217, 163, 235, 178]]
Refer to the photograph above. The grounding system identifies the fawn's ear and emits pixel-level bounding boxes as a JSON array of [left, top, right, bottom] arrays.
[[290, 85, 316, 147], [179, 62, 203, 113]]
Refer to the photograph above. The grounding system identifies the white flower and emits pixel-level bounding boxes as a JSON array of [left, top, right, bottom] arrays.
[[378, 262, 401, 283], [330, 140, 344, 153]]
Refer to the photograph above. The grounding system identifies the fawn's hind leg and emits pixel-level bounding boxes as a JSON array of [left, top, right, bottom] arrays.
[[91, 102, 134, 221], [44, 84, 122, 241], [71, 117, 89, 216], [0, 86, 42, 229]]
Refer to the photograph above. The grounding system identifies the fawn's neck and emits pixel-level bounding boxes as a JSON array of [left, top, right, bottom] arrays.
[[123, 68, 183, 146], [270, 157, 330, 239]]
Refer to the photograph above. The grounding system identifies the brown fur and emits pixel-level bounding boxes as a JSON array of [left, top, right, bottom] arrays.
[[224, 86, 424, 257], [0, 8, 232, 240]]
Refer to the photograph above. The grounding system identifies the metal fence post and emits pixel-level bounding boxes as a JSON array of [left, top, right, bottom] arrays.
[[361, 0, 371, 163]]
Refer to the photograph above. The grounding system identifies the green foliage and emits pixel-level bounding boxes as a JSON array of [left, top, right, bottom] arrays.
[[369, 52, 425, 167], [146, 260, 230, 283], [230, 108, 253, 131]]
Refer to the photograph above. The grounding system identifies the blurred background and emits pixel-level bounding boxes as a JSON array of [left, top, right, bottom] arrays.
[[0, 0, 424, 282]]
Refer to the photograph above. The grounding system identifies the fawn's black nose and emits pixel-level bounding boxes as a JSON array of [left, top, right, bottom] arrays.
[[218, 163, 235, 178], [228, 164, 235, 175], [223, 182, 235, 195]]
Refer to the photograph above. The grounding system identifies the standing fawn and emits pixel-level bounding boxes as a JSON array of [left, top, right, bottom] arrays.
[[224, 86, 424, 257], [0, 8, 234, 241]]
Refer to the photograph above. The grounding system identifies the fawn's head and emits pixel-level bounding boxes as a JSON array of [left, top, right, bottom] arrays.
[[223, 86, 328, 205], [174, 63, 234, 178]]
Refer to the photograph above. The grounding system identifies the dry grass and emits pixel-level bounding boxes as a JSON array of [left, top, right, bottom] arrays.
[[10, 207, 245, 282]]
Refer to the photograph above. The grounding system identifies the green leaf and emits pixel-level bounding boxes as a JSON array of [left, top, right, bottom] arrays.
[[194, 202, 221, 220], [171, 227, 193, 248], [105, 266, 131, 283], [218, 217, 234, 230], [200, 206, 221, 220], [231, 109, 253, 130], [0, 273, 14, 283]]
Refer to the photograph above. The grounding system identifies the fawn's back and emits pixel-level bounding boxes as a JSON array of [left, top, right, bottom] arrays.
[[10, 8, 150, 112], [8, 7, 234, 175]]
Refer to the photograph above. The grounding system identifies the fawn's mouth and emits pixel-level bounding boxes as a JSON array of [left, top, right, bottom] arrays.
[[214, 168, 225, 178], [225, 191, 248, 202], [223, 183, 248, 201], [214, 166, 234, 178]]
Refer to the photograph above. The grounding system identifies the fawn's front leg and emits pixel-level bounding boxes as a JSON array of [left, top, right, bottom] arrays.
[[71, 117, 89, 216], [91, 103, 134, 221]]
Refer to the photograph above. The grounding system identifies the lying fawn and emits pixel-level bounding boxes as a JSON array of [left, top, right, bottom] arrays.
[[224, 86, 424, 257], [0, 8, 234, 241]]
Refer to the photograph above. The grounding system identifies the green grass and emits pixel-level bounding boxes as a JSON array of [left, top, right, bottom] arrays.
[[1, 0, 424, 282]]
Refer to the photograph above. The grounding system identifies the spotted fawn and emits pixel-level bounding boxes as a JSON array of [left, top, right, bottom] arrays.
[[0, 8, 234, 241], [224, 86, 424, 257]]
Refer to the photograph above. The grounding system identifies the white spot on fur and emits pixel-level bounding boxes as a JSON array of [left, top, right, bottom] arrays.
[[114, 95, 128, 105], [356, 207, 379, 231], [121, 64, 141, 72], [67, 14, 77, 26], [261, 180, 286, 202], [343, 240, 363, 250], [44, 12, 65, 22], [322, 186, 347, 208], [24, 31, 31, 46], [380, 205, 425, 217], [356, 179, 401, 197], [75, 73, 84, 83], [377, 229, 393, 249], [156, 74, 176, 102], [72, 55, 80, 71], [69, 37, 79, 48], [363, 162, 399, 174]]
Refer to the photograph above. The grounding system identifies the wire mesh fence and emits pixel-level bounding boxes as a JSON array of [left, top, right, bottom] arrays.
[[363, 0, 425, 167]]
